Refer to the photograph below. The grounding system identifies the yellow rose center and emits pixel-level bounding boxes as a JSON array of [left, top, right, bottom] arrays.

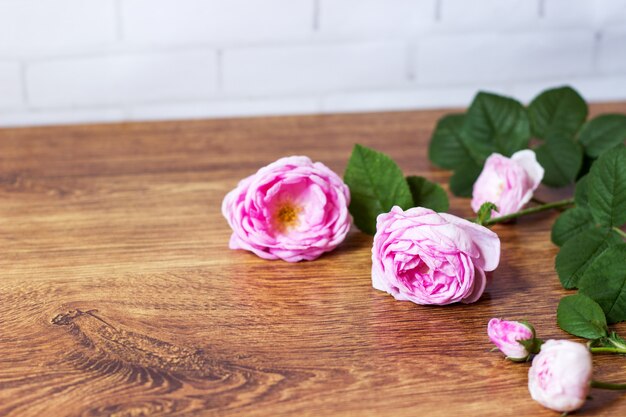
[[274, 203, 301, 232]]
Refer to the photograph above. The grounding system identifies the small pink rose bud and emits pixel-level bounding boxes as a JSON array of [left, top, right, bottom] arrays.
[[471, 150, 544, 216], [528, 340, 593, 413], [488, 318, 537, 361]]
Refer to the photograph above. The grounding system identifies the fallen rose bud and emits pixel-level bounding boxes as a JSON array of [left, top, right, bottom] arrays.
[[471, 150, 544, 217], [222, 156, 351, 262], [528, 339, 593, 413], [488, 318, 540, 361], [372, 206, 500, 305]]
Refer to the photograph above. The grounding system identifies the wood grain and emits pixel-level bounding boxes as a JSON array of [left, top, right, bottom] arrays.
[[1, 104, 625, 417]]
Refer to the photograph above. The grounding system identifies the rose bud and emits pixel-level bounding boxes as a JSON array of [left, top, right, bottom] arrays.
[[222, 156, 351, 262], [528, 340, 593, 413], [372, 206, 500, 305], [471, 150, 544, 216], [488, 318, 541, 361]]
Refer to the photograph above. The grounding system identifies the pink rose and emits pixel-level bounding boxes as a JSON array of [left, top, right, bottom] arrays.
[[528, 340, 593, 413], [471, 150, 544, 216], [372, 206, 500, 305], [488, 318, 536, 361], [222, 156, 351, 262]]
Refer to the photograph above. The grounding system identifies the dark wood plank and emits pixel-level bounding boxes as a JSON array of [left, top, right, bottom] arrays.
[[1, 104, 625, 416]]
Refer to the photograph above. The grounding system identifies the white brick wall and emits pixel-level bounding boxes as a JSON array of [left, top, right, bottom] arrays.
[[223, 42, 407, 95], [121, 0, 314, 45], [416, 31, 595, 85], [27, 51, 218, 107], [0, 0, 625, 127], [0, 0, 117, 55], [597, 29, 626, 74], [438, 0, 540, 31], [318, 0, 436, 37], [0, 62, 23, 109]]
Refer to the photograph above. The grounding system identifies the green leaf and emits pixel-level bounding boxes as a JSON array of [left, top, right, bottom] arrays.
[[587, 147, 626, 227], [574, 175, 589, 209], [578, 114, 626, 158], [406, 176, 449, 212], [343, 144, 414, 235], [528, 86, 588, 140], [428, 114, 483, 169], [557, 294, 608, 339], [449, 159, 483, 197], [551, 207, 595, 247], [476, 202, 498, 225], [462, 91, 530, 157], [555, 227, 623, 289], [579, 244, 626, 324], [534, 134, 583, 187]]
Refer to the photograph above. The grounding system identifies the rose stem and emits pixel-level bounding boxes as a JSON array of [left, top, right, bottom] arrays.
[[531, 196, 568, 211], [482, 198, 575, 226], [590, 347, 626, 355], [590, 381, 626, 390]]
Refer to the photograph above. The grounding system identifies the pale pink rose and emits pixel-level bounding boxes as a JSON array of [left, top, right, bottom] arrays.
[[471, 150, 544, 216], [528, 340, 593, 413], [372, 206, 500, 305], [488, 318, 535, 360], [222, 156, 351, 262]]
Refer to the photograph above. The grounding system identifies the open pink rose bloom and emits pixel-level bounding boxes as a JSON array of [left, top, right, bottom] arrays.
[[372, 206, 501, 305], [528, 340, 593, 413], [487, 318, 534, 360], [471, 150, 544, 216], [222, 156, 351, 262]]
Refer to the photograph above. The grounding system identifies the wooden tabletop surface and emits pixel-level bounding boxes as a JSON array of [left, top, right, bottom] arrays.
[[1, 104, 625, 417]]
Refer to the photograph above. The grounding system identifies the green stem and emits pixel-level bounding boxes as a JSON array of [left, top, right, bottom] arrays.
[[590, 347, 626, 354], [483, 198, 575, 226], [613, 227, 626, 239], [591, 380, 626, 390]]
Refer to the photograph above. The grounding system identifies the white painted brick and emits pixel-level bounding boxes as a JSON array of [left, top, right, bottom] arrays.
[[568, 76, 626, 102], [26, 51, 218, 108], [416, 31, 595, 85], [128, 97, 320, 121], [541, 0, 594, 28], [597, 29, 626, 74], [322, 84, 510, 113], [0, 62, 23, 109], [438, 0, 539, 32], [121, 0, 313, 45], [594, 0, 626, 28], [0, 0, 117, 55], [223, 42, 407, 96], [0, 108, 125, 128], [318, 0, 435, 37]]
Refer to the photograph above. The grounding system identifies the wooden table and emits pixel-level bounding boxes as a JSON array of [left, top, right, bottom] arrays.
[[1, 104, 625, 417]]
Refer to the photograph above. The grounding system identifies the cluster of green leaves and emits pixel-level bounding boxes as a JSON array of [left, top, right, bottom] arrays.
[[554, 147, 626, 343], [344, 144, 449, 235], [429, 86, 626, 196]]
